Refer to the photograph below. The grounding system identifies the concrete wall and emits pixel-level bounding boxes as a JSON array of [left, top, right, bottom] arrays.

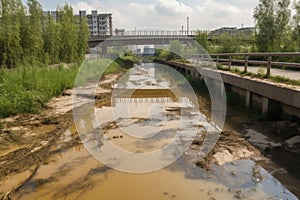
[[159, 60, 300, 119]]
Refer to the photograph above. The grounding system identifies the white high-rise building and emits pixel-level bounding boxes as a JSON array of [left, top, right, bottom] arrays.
[[44, 10, 113, 37], [80, 10, 113, 37]]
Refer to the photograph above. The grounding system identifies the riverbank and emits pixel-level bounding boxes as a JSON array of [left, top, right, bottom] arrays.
[[0, 55, 137, 119], [0, 64, 79, 118], [0, 72, 122, 199], [0, 63, 299, 199]]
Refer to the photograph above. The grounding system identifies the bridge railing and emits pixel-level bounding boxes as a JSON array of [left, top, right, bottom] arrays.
[[185, 52, 300, 78], [122, 30, 211, 37]]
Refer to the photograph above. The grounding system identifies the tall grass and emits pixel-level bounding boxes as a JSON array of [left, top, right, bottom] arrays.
[[0, 64, 79, 117], [0, 55, 138, 118], [0, 58, 131, 118], [74, 58, 126, 87]]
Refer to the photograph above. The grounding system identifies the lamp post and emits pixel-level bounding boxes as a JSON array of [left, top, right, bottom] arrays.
[[187, 17, 190, 35]]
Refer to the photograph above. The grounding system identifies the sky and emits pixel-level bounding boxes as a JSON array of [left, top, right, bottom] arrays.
[[22, 0, 259, 30]]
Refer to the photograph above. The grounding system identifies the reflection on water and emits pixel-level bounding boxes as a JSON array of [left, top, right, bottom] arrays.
[[11, 63, 298, 199]]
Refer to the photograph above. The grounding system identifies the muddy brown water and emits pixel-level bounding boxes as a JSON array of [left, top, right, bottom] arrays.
[[2, 63, 299, 199]]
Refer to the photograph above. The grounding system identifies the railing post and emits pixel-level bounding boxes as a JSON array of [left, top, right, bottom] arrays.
[[229, 56, 232, 70], [244, 55, 248, 73], [267, 55, 272, 78], [217, 56, 219, 64]]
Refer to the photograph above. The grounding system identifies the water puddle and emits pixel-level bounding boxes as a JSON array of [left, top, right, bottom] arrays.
[[9, 63, 298, 199]]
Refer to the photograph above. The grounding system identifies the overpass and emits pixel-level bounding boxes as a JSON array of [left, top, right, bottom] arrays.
[[88, 35, 195, 48], [88, 29, 214, 48]]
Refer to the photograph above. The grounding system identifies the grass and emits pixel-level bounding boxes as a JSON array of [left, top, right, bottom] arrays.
[[270, 76, 300, 86], [0, 56, 132, 118], [74, 56, 136, 87], [0, 122, 3, 133], [216, 64, 300, 86], [0, 64, 79, 118]]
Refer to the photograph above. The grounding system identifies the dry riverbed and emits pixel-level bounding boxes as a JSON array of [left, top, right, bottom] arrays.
[[0, 71, 299, 199]]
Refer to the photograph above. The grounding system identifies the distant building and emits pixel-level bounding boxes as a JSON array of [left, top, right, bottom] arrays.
[[43, 11, 58, 21], [143, 46, 155, 56], [79, 10, 87, 18], [211, 27, 237, 36], [44, 10, 113, 37], [115, 29, 125, 36], [80, 10, 113, 37], [238, 27, 255, 36], [211, 26, 254, 36]]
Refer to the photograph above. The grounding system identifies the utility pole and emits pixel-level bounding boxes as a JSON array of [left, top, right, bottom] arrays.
[[187, 17, 190, 35], [182, 25, 184, 35]]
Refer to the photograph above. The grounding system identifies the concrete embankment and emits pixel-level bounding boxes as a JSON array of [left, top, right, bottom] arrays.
[[158, 60, 300, 119]]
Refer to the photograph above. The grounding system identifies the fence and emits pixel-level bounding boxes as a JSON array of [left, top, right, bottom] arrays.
[[210, 52, 300, 78]]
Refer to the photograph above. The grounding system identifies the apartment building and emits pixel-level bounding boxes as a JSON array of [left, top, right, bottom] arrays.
[[43, 10, 113, 37], [43, 11, 58, 21], [79, 10, 113, 37]]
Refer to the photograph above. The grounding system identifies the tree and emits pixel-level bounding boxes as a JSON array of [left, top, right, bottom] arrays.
[[292, 0, 300, 51], [27, 0, 44, 62], [77, 16, 89, 61], [20, 0, 44, 64], [276, 0, 292, 51], [0, 1, 89, 67], [253, 0, 291, 52], [218, 33, 240, 53], [57, 4, 78, 63], [43, 13, 60, 64], [195, 32, 209, 51], [169, 40, 183, 55], [0, 0, 24, 68]]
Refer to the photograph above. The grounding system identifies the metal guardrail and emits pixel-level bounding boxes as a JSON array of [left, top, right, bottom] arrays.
[[186, 52, 300, 78]]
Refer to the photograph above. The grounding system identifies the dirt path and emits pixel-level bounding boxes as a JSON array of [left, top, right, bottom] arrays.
[[0, 73, 121, 199]]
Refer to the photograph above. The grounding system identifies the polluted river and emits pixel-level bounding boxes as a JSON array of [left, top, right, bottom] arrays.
[[0, 63, 299, 200]]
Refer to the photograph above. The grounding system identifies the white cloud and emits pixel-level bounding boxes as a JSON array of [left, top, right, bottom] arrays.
[[71, 0, 102, 14], [192, 0, 255, 29], [71, 0, 256, 30], [154, 0, 193, 16]]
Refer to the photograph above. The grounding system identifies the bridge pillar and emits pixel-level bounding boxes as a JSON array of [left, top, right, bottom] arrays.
[[262, 97, 269, 114], [245, 90, 251, 107], [185, 69, 189, 76], [102, 45, 107, 55], [191, 69, 197, 79]]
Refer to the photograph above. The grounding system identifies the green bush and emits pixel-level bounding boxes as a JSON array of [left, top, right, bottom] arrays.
[[0, 64, 79, 118]]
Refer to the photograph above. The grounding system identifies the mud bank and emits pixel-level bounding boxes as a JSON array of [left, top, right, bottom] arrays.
[[0, 64, 298, 199], [0, 73, 121, 199]]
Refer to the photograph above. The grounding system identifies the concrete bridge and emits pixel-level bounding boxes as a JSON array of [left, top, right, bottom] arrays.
[[88, 35, 195, 48]]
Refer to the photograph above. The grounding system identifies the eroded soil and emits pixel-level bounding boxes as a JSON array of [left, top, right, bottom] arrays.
[[0, 69, 299, 199]]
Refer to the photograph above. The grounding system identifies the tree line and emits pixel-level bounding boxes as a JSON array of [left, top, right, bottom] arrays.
[[0, 0, 89, 68], [196, 0, 300, 54]]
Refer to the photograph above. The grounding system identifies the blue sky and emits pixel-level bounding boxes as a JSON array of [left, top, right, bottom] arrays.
[[22, 0, 259, 30]]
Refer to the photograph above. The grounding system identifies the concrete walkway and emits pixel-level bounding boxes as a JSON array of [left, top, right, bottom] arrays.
[[234, 66, 300, 80]]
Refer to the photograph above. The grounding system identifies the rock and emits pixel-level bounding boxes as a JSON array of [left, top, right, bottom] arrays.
[[235, 148, 253, 159], [269, 142, 282, 149], [245, 129, 281, 150], [285, 135, 300, 147], [284, 135, 300, 152], [192, 137, 202, 145], [213, 150, 234, 166], [62, 89, 72, 96]]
